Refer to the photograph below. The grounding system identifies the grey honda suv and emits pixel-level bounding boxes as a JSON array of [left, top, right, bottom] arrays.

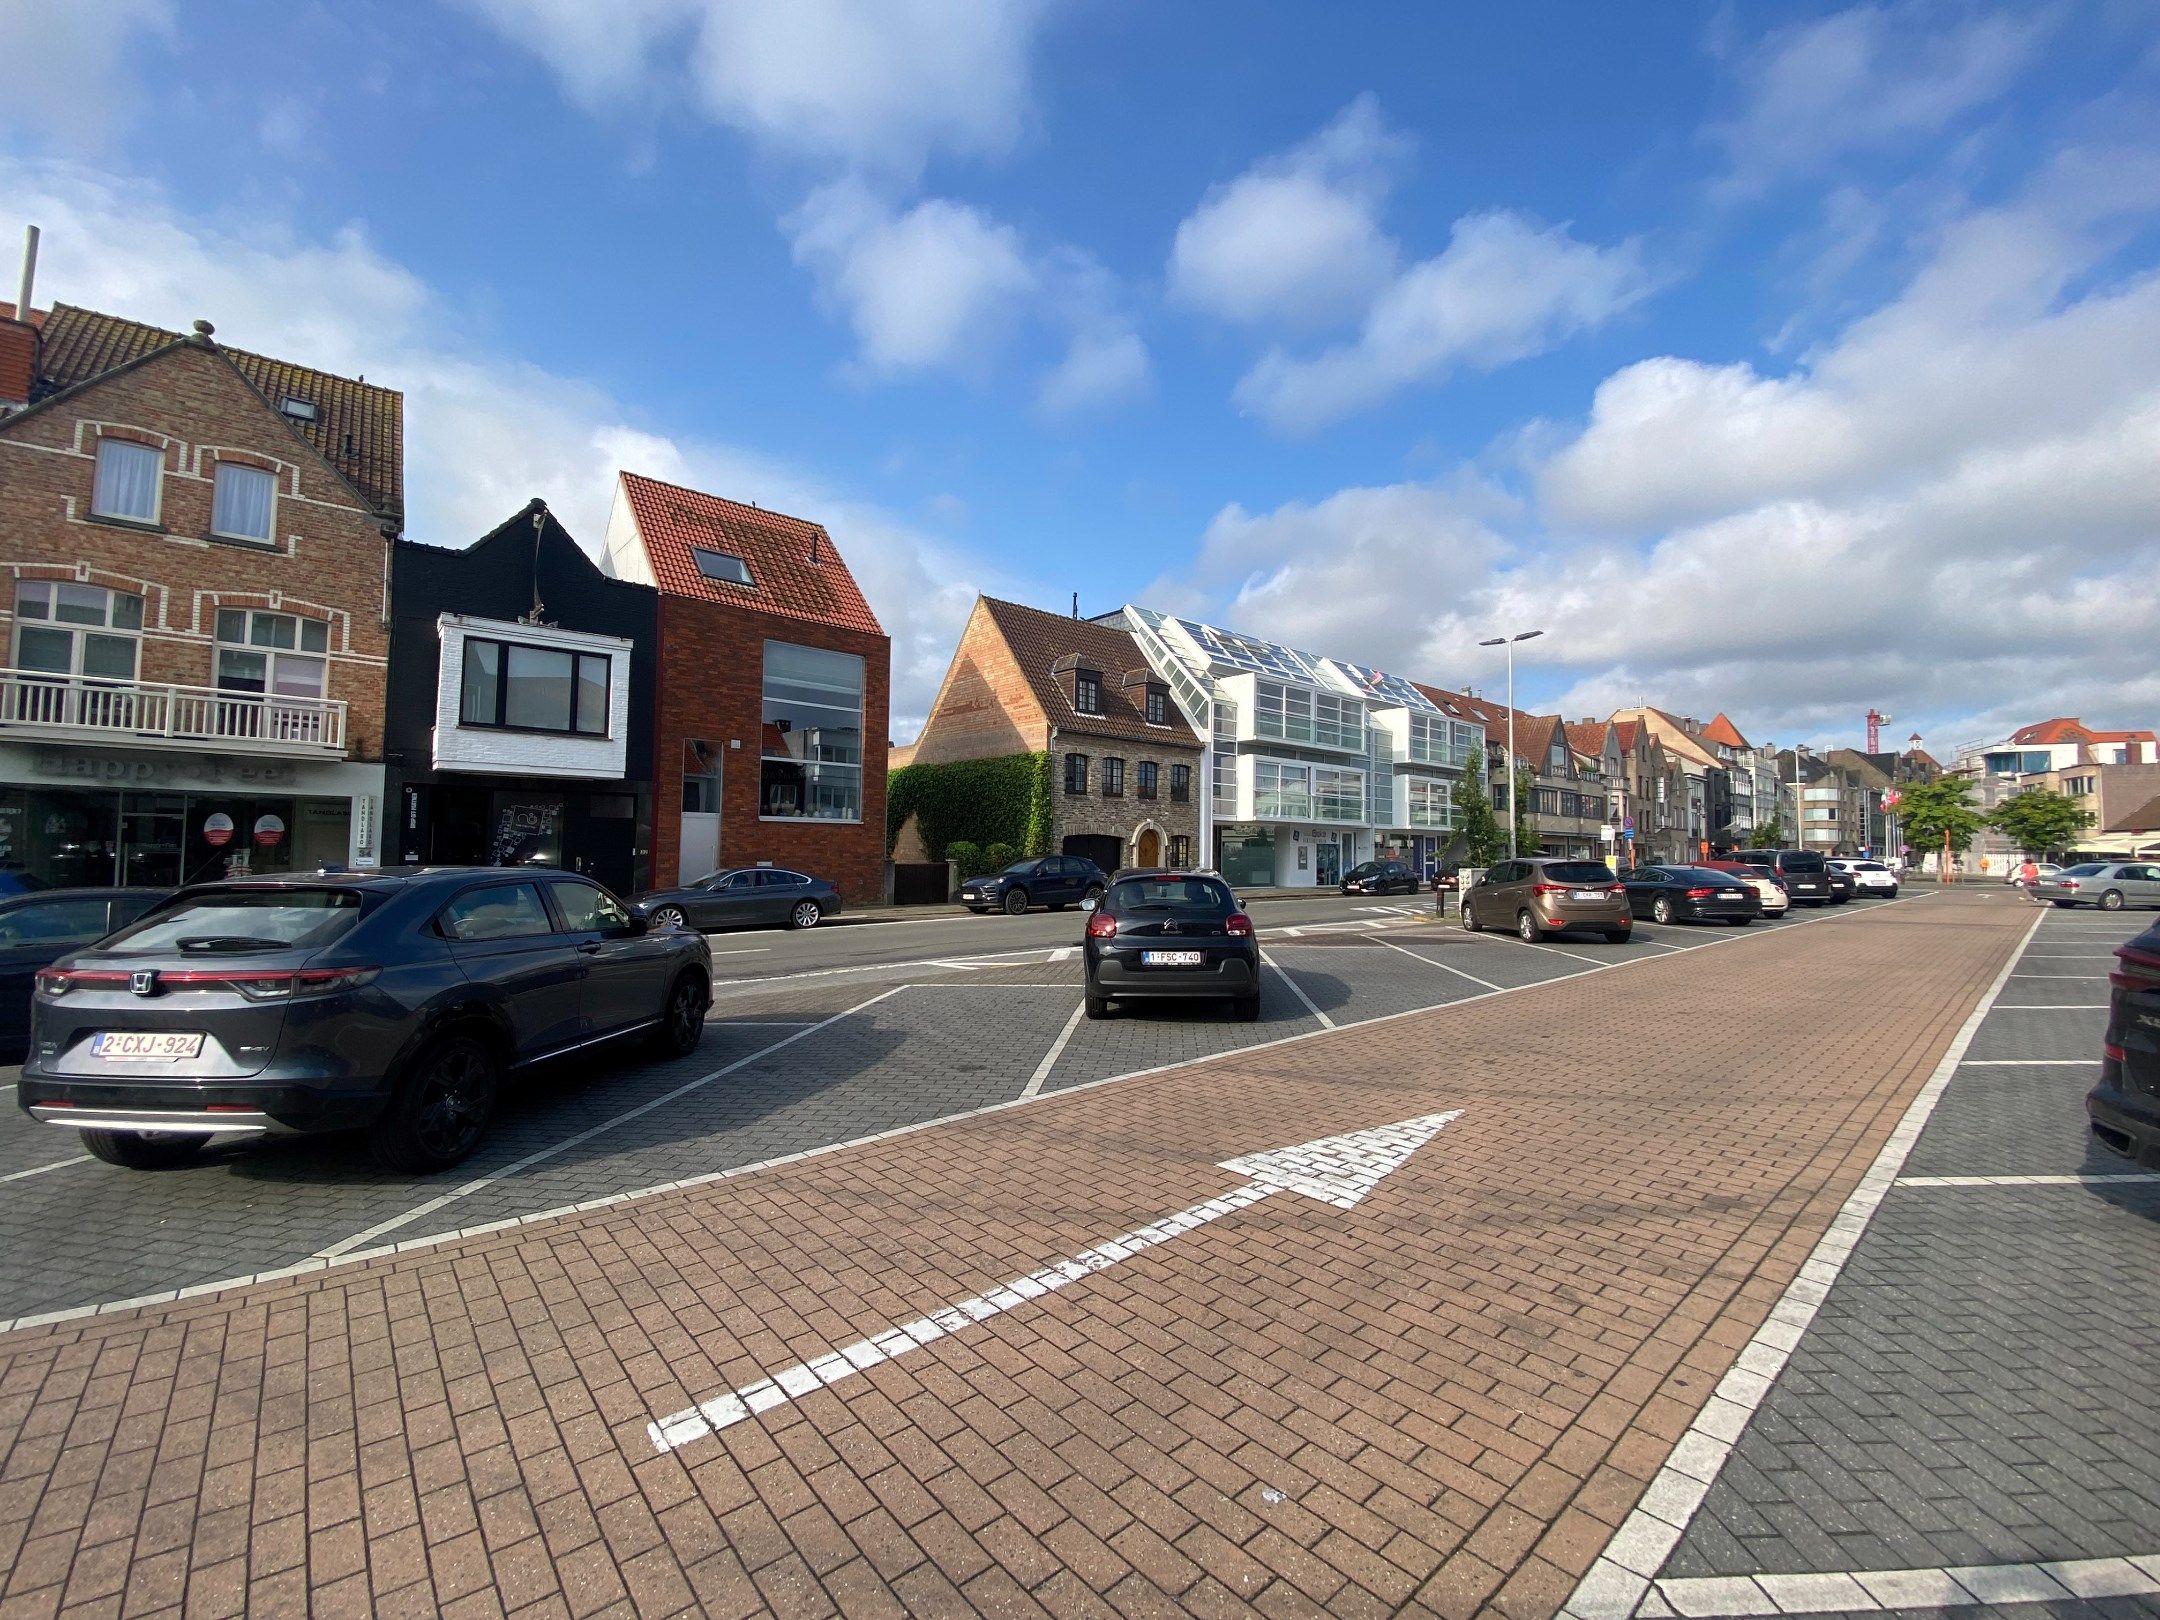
[[17, 867, 712, 1174]]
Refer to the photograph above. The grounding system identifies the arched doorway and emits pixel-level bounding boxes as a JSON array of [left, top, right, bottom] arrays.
[[1136, 827, 1162, 867]]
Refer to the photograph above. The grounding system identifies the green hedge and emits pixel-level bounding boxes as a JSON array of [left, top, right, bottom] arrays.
[[887, 752, 1053, 862]]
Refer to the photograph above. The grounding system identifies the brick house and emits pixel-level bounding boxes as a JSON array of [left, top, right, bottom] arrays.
[[909, 596, 1204, 871], [599, 471, 890, 904], [0, 301, 400, 886]]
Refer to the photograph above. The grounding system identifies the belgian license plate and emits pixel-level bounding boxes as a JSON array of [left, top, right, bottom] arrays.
[[1141, 950, 1204, 968], [90, 1031, 204, 1061], [1570, 889, 1606, 901]]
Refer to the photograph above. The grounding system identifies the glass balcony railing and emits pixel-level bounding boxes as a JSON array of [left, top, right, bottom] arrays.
[[1252, 712, 1365, 752], [1253, 790, 1311, 819]]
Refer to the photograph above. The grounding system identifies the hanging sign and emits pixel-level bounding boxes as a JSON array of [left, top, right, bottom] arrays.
[[202, 812, 235, 848], [253, 814, 286, 848]]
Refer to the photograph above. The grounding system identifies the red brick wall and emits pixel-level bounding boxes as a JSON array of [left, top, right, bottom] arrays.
[[653, 593, 890, 905], [905, 600, 1046, 767], [0, 341, 391, 758]]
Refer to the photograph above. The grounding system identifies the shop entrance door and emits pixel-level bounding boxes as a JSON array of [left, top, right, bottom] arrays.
[[118, 794, 184, 888], [1315, 838, 1343, 886]]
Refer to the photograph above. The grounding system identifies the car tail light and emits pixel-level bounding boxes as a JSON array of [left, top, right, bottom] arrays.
[[2104, 1043, 2127, 1063], [2109, 946, 2160, 993], [35, 968, 128, 996], [2061, 879, 2079, 889], [1530, 883, 1568, 896], [1605, 885, 1625, 896], [1225, 913, 1254, 937], [1086, 913, 1117, 939], [1685, 887, 1716, 899], [156, 966, 382, 1001]]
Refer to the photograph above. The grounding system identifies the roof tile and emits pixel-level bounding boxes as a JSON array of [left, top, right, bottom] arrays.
[[619, 471, 883, 637]]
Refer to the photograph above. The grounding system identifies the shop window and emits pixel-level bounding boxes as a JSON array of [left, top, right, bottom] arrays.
[[762, 640, 863, 820], [210, 463, 275, 542], [457, 637, 609, 735], [91, 439, 161, 524], [216, 610, 328, 705], [1136, 761, 1158, 799]]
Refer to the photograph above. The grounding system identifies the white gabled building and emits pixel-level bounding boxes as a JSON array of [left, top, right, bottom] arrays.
[[1111, 608, 1485, 888]]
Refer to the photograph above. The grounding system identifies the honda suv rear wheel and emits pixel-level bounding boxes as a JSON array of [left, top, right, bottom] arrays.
[[372, 1033, 500, 1173]]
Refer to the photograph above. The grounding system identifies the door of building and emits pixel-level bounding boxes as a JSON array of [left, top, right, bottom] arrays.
[[1315, 838, 1343, 886], [679, 740, 721, 884], [1135, 827, 1161, 867]]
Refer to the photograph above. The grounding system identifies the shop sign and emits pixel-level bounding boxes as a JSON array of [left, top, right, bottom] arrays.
[[203, 813, 235, 848], [29, 748, 298, 789], [253, 814, 286, 848]]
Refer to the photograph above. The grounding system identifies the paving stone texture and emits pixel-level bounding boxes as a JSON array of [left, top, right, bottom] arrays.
[[0, 893, 2040, 1617]]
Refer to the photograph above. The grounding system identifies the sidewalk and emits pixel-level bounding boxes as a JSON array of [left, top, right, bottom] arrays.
[[0, 893, 2032, 1618]]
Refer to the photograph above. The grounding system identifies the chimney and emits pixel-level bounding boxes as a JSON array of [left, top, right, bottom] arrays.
[[1, 225, 38, 408]]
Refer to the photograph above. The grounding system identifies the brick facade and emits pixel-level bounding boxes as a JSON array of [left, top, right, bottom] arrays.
[[906, 605, 1045, 767], [651, 593, 890, 905]]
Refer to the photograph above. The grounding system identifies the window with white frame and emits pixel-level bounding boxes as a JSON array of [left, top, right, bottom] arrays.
[[1313, 765, 1363, 820], [1408, 777, 1451, 829], [12, 581, 144, 682], [91, 439, 162, 524], [1253, 758, 1311, 817], [210, 462, 276, 543], [458, 638, 608, 735], [1211, 747, 1235, 814], [761, 640, 864, 821], [216, 610, 328, 702]]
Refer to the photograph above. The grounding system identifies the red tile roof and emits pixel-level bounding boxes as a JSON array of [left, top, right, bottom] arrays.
[[1564, 721, 1609, 758], [2008, 717, 2157, 746], [1702, 712, 1749, 749], [20, 303, 403, 522], [619, 471, 884, 637], [980, 597, 1200, 747]]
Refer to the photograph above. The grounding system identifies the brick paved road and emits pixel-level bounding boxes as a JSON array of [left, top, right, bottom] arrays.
[[1568, 901, 2160, 1620], [0, 892, 2034, 1617]]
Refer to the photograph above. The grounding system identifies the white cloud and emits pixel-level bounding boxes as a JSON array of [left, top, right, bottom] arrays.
[[1168, 95, 1407, 329], [1712, 4, 2050, 195], [1150, 164, 2160, 749], [1233, 212, 1650, 434], [0, 156, 1023, 737], [1036, 328, 1150, 417], [455, 0, 1048, 174], [0, 0, 172, 147], [784, 180, 1037, 377]]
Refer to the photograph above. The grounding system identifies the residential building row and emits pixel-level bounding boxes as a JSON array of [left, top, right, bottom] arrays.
[[0, 293, 888, 899], [1952, 718, 2160, 866]]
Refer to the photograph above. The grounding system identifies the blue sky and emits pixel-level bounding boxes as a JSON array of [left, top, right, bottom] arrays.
[[6, 0, 2158, 750]]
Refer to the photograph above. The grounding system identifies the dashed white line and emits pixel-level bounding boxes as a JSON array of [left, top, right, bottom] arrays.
[[1020, 1002, 1087, 1100], [0, 1155, 89, 1184]]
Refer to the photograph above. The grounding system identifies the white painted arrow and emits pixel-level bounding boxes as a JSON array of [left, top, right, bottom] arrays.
[[647, 1110, 1462, 1454]]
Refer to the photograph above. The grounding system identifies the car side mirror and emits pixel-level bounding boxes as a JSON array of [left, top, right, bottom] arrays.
[[626, 903, 654, 935], [1080, 897, 1098, 912]]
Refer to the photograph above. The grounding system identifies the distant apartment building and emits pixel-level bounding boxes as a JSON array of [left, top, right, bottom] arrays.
[[1956, 716, 2159, 866], [0, 299, 400, 886], [906, 595, 1204, 872], [600, 472, 890, 903], [1422, 689, 1607, 859], [1108, 610, 1484, 887]]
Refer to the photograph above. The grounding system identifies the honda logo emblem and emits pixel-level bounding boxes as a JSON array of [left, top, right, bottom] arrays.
[[130, 970, 157, 996]]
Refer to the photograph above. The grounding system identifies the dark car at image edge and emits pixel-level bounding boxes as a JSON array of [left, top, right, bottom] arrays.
[[17, 867, 712, 1174], [2087, 922, 2160, 1168]]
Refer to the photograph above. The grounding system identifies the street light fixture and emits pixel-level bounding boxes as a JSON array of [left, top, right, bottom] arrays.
[[1478, 630, 1544, 859]]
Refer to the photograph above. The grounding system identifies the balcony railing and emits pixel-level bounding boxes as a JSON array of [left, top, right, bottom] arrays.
[[0, 672, 348, 755], [1253, 712, 1365, 753]]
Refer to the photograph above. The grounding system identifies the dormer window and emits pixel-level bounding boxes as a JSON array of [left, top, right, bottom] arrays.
[[1145, 685, 1168, 726], [1074, 668, 1103, 715], [691, 547, 753, 586]]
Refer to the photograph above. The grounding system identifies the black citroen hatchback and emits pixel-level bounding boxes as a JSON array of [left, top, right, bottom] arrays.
[[18, 867, 712, 1173], [1082, 870, 1259, 1021]]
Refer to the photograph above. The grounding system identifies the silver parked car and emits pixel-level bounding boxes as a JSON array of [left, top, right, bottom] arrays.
[[2033, 862, 2160, 911]]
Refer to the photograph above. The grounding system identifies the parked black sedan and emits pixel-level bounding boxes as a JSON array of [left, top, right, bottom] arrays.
[[0, 888, 169, 1061], [19, 867, 711, 1173], [959, 855, 1107, 915], [637, 868, 839, 932], [2087, 920, 2160, 1168], [1083, 871, 1258, 1021], [1341, 858, 1419, 897], [1619, 865, 1763, 926]]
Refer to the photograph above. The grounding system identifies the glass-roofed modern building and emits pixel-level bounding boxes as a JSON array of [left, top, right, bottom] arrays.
[[1106, 608, 1486, 887]]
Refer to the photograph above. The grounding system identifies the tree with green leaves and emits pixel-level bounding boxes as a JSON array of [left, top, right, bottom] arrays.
[[1511, 764, 1539, 858], [1748, 816, 1786, 849], [1987, 787, 2095, 859], [1455, 757, 1506, 865], [1895, 776, 1985, 858]]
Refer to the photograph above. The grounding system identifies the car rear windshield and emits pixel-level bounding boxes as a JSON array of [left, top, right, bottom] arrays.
[[2061, 863, 2107, 876], [1110, 876, 1235, 914], [1542, 862, 1617, 884], [1779, 852, 1826, 872], [102, 887, 365, 955], [1669, 867, 1742, 883]]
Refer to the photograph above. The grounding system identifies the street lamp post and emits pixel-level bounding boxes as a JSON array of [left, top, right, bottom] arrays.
[[1478, 630, 1544, 859]]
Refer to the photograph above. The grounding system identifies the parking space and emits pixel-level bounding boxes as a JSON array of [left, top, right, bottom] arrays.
[[1568, 901, 2160, 1619], [0, 898, 1913, 1329]]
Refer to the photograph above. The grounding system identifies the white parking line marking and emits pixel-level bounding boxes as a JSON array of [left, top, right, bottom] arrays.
[[709, 945, 1061, 990], [1560, 904, 2046, 1620], [1960, 1058, 2101, 1065], [2011, 973, 2107, 978], [1993, 1003, 2108, 1009], [1897, 1173, 2160, 1188], [707, 948, 771, 957], [1373, 936, 1504, 992], [1049, 946, 1075, 962], [0, 1155, 89, 1184], [1020, 1002, 1087, 1100], [1639, 1553, 2160, 1616], [312, 986, 910, 1261], [0, 891, 1924, 1339], [1261, 952, 1335, 1028]]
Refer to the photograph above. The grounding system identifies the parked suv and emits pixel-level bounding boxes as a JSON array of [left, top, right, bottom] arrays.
[[1461, 857, 1629, 943], [18, 868, 712, 1174], [1826, 858, 1898, 897], [1341, 859, 1418, 897], [1742, 849, 1832, 906], [960, 856, 1108, 915], [1083, 871, 1258, 1020]]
